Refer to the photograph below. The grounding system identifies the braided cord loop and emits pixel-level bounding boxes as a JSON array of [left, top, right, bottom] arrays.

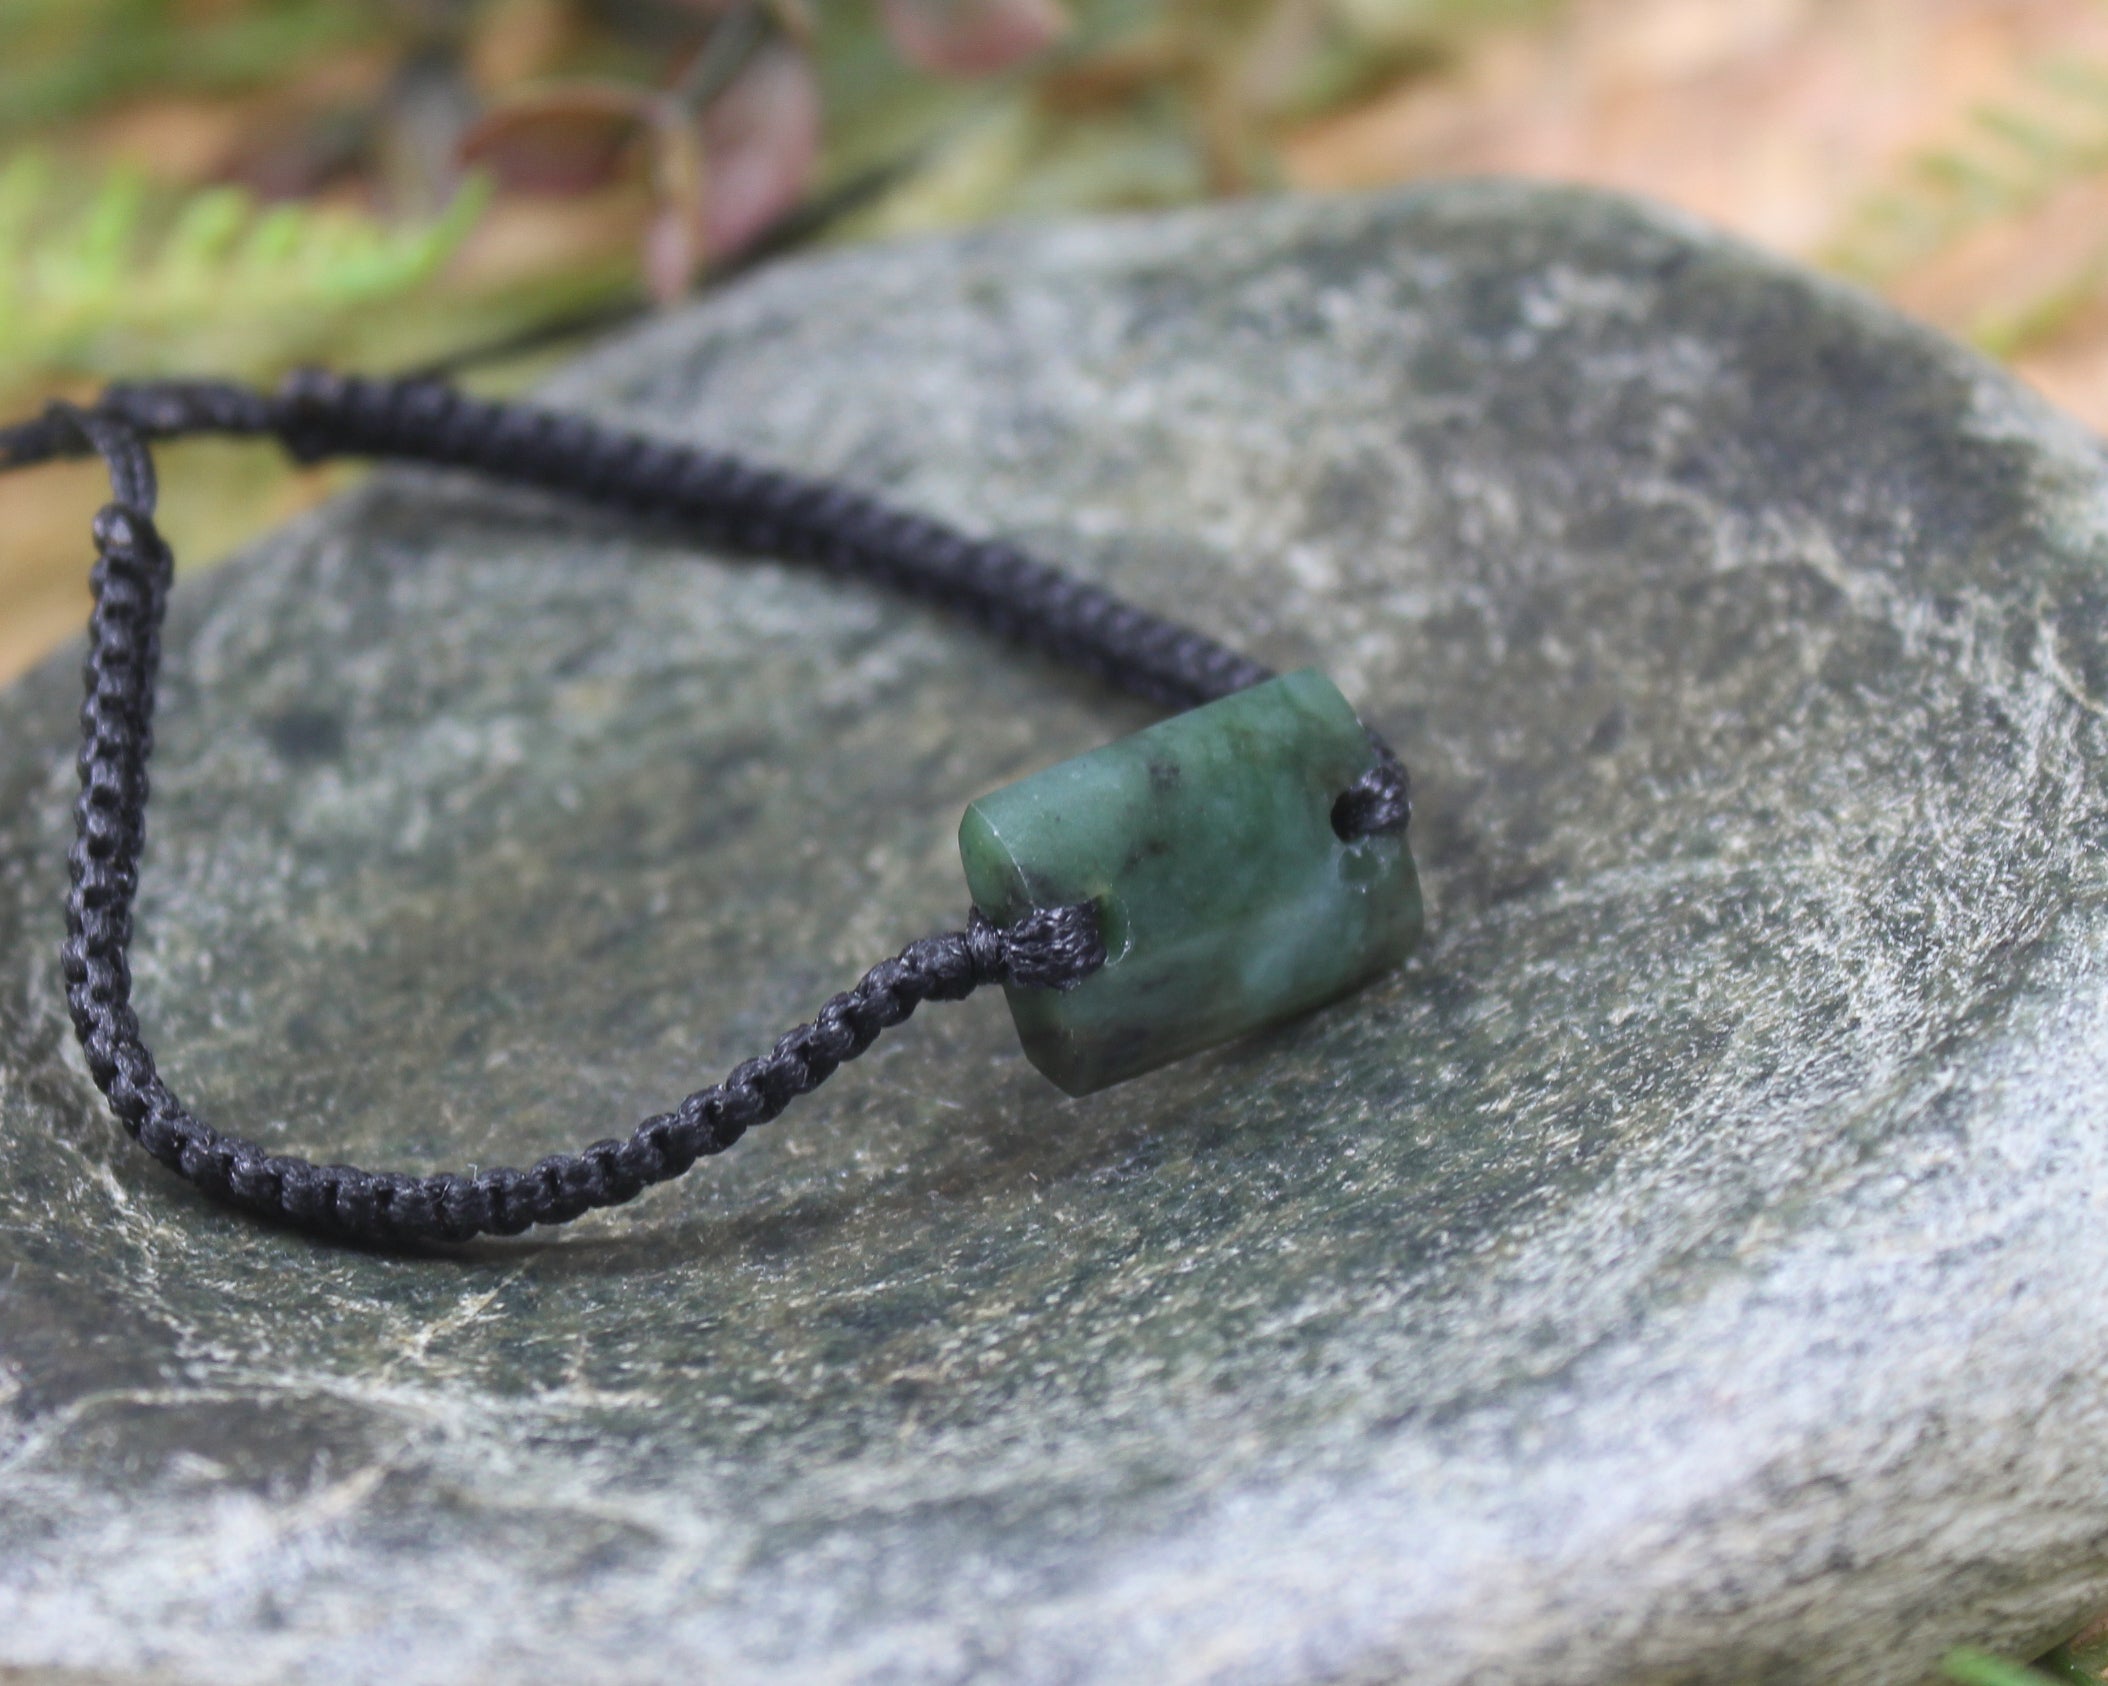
[[2, 375, 1410, 1245]]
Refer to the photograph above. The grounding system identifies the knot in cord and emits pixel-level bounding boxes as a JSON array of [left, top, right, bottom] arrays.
[[967, 902, 1107, 992], [1333, 738, 1413, 839], [91, 502, 165, 574]]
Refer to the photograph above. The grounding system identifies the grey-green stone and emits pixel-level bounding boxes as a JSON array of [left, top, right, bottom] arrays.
[[960, 669, 1421, 1094], [4, 183, 2108, 1685]]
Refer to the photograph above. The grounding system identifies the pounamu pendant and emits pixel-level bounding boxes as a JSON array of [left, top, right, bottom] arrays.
[[958, 669, 1422, 1095]]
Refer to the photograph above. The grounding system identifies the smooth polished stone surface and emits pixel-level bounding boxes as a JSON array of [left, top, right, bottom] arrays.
[[961, 669, 1421, 1094], [4, 184, 2108, 1686]]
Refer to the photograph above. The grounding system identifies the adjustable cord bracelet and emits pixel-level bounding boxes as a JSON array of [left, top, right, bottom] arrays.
[[0, 373, 1420, 1247]]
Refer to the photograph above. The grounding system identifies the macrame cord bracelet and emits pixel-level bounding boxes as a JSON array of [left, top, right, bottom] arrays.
[[0, 373, 1417, 1248]]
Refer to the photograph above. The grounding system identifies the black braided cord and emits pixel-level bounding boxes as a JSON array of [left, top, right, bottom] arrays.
[[0, 374, 1411, 1247]]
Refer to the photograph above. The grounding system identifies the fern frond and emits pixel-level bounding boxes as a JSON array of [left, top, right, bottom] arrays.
[[2032, 53, 2108, 110], [1972, 106, 2074, 168], [1824, 55, 2108, 283], [1914, 146, 2025, 211], [0, 157, 491, 392], [1969, 240, 2108, 358]]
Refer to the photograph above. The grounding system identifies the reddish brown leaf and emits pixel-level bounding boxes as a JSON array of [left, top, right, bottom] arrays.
[[878, 0, 1069, 78], [1037, 29, 1187, 113], [459, 82, 657, 196], [698, 41, 822, 260]]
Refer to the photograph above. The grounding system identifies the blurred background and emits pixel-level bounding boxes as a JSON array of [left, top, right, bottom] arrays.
[[4, 0, 2108, 687]]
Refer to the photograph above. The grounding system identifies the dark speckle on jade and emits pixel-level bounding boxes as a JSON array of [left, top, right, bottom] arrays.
[[957, 669, 1424, 1095]]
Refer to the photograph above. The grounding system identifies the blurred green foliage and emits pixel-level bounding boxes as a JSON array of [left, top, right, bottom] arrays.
[[0, 0, 385, 137], [1825, 54, 2108, 357], [0, 153, 490, 387], [0, 0, 1562, 394], [7, 0, 2108, 391]]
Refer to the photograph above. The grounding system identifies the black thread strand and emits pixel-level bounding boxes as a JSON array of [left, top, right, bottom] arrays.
[[2, 374, 1411, 1246]]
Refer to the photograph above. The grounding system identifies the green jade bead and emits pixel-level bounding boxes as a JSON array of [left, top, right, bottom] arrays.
[[958, 669, 1423, 1096]]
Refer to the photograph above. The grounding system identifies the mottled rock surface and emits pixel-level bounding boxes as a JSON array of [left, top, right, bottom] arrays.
[[4, 183, 2108, 1685]]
